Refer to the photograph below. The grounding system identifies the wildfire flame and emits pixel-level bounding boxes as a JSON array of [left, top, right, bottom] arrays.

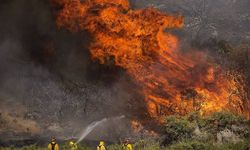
[[52, 0, 250, 120]]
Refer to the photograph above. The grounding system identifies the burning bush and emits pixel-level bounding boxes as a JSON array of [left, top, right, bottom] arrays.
[[52, 0, 250, 121]]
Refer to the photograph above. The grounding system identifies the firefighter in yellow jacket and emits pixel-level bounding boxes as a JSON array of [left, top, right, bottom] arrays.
[[123, 139, 133, 150], [69, 141, 78, 150], [97, 141, 106, 150], [48, 137, 59, 150]]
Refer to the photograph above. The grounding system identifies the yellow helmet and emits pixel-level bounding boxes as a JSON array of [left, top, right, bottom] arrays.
[[70, 141, 74, 145]]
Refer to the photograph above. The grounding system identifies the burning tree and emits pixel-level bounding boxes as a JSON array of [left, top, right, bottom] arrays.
[[52, 0, 250, 120]]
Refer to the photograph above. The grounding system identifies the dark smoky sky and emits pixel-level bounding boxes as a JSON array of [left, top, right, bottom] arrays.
[[0, 0, 136, 140], [0, 0, 249, 140]]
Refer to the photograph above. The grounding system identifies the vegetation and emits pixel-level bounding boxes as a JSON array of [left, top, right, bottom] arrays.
[[166, 139, 250, 150], [1, 112, 249, 150], [164, 115, 196, 143], [1, 140, 249, 150], [164, 111, 249, 142]]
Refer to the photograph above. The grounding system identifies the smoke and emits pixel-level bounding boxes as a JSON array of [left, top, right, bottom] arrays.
[[0, 0, 135, 141]]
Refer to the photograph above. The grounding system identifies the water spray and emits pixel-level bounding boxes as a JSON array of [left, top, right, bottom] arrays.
[[76, 115, 125, 143]]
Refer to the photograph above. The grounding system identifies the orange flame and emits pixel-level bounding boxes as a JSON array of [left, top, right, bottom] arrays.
[[53, 0, 250, 119]]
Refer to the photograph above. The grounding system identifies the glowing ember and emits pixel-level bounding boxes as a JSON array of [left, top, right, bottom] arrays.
[[52, 0, 250, 119]]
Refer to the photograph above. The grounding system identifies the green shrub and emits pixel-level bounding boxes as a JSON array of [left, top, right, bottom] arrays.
[[170, 141, 214, 150], [167, 142, 194, 150], [208, 112, 244, 126], [107, 144, 123, 150], [164, 115, 196, 143], [61, 142, 92, 150], [165, 139, 250, 150], [134, 139, 161, 150], [76, 144, 93, 150], [0, 145, 47, 150], [164, 111, 249, 145], [21, 145, 39, 150], [201, 111, 248, 137]]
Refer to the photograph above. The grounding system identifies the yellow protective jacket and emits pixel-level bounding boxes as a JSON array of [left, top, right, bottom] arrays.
[[123, 143, 133, 150], [97, 145, 106, 150], [48, 143, 59, 150], [70, 143, 78, 150]]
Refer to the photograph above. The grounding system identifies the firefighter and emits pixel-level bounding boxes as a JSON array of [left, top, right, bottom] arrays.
[[48, 137, 59, 150], [69, 141, 78, 150], [97, 141, 106, 150], [122, 139, 132, 150]]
